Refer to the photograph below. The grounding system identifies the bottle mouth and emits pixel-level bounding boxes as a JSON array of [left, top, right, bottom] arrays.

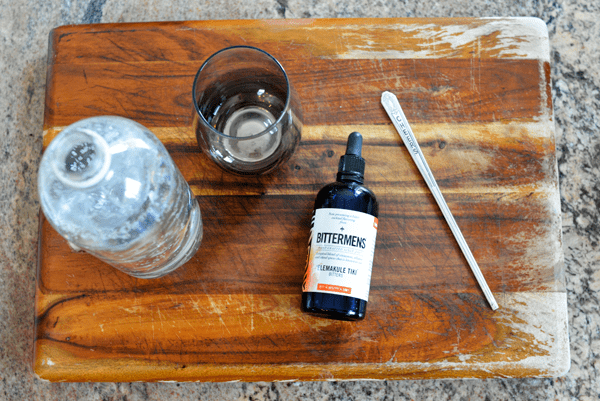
[[49, 128, 111, 188]]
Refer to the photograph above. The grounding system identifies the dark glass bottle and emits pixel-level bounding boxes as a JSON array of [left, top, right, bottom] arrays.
[[301, 132, 379, 321]]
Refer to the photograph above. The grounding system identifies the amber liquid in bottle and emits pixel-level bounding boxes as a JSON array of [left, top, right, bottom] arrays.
[[301, 132, 379, 321]]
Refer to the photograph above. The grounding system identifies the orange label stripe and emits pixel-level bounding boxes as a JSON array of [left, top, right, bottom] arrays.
[[317, 284, 352, 295]]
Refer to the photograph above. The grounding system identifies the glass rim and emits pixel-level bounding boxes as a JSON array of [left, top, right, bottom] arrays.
[[192, 45, 292, 141]]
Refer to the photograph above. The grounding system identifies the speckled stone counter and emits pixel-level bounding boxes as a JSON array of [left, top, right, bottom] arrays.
[[1, 1, 598, 399]]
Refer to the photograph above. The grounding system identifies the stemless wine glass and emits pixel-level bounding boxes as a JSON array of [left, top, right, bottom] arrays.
[[192, 46, 303, 175]]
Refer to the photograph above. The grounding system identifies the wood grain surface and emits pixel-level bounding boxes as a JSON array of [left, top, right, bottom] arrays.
[[35, 18, 569, 382]]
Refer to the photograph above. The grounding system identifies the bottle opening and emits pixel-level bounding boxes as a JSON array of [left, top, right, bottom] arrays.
[[50, 128, 111, 188], [65, 142, 96, 172]]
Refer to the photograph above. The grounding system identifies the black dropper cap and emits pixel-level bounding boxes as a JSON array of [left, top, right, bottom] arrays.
[[337, 132, 365, 183]]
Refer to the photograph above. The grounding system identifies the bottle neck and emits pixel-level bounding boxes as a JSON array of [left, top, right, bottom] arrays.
[[337, 171, 364, 184], [49, 128, 111, 189], [337, 152, 365, 184]]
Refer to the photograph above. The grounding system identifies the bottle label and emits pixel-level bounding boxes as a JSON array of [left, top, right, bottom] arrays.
[[302, 208, 378, 302]]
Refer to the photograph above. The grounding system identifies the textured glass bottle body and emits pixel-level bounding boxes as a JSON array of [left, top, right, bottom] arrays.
[[302, 180, 379, 320], [38, 116, 203, 279]]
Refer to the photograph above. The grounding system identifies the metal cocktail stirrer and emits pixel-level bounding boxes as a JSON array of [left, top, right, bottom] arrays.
[[381, 91, 499, 311]]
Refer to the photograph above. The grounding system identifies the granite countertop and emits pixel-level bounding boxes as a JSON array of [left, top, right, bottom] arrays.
[[1, 0, 598, 399]]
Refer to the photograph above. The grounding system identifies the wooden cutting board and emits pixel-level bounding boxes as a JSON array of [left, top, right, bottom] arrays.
[[35, 17, 569, 382]]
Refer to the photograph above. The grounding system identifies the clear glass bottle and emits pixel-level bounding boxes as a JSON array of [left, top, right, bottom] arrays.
[[38, 116, 202, 279]]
